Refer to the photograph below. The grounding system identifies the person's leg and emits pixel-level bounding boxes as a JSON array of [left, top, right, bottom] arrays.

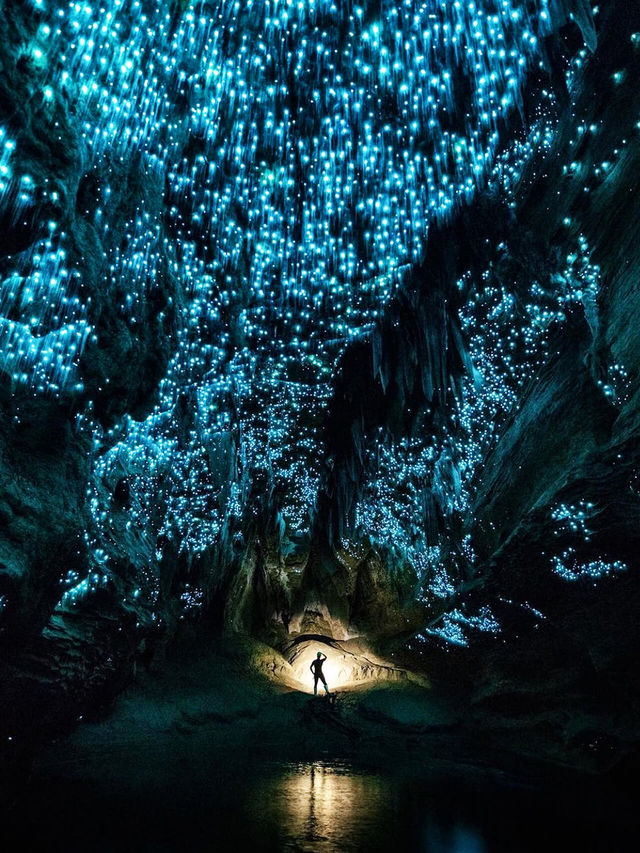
[[314, 674, 319, 695], [321, 674, 329, 694]]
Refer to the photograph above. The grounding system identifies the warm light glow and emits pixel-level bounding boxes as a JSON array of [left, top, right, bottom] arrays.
[[285, 638, 417, 694], [291, 646, 353, 693], [251, 762, 389, 849]]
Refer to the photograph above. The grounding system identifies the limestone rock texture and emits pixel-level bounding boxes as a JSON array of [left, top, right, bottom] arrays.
[[0, 0, 639, 796]]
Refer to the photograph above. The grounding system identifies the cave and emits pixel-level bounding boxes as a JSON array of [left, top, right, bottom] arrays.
[[1, 0, 639, 849]]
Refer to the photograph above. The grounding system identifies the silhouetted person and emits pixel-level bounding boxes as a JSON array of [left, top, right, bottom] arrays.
[[310, 651, 329, 695]]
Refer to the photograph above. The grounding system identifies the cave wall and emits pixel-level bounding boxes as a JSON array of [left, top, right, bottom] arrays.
[[0, 0, 639, 782]]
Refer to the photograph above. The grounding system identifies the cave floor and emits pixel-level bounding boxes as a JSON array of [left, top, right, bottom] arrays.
[[4, 635, 638, 852]]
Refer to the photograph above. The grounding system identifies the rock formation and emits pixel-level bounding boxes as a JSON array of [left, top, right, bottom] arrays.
[[1, 0, 639, 795]]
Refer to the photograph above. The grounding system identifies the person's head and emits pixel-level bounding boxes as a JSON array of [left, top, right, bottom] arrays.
[[317, 651, 322, 658]]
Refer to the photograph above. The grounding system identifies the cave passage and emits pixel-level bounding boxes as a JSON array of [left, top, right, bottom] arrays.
[[1, 0, 640, 848], [4, 636, 638, 853], [276, 633, 424, 694]]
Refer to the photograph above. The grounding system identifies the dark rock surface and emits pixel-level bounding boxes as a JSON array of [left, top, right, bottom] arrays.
[[4, 635, 639, 851], [0, 0, 639, 811]]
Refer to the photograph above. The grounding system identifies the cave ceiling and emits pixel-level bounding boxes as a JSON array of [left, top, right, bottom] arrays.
[[0, 0, 639, 657]]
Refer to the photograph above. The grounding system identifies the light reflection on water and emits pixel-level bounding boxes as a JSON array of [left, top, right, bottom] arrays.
[[7, 751, 636, 852], [249, 762, 487, 852]]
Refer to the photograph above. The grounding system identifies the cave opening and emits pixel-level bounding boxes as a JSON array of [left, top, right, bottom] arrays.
[[278, 632, 422, 694]]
